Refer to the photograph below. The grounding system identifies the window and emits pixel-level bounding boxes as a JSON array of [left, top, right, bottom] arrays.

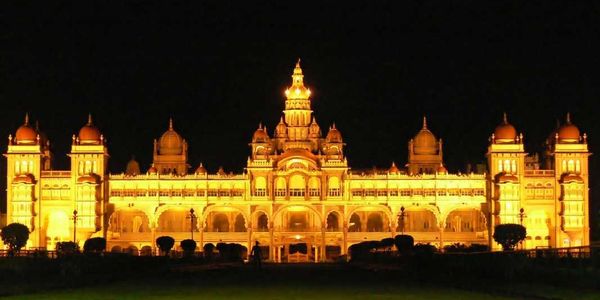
[[208, 190, 218, 197], [389, 190, 398, 197], [424, 189, 436, 197], [148, 190, 158, 197], [352, 190, 363, 197], [110, 190, 122, 197], [219, 190, 231, 197], [136, 190, 146, 197], [412, 189, 423, 196], [275, 189, 286, 197], [159, 190, 169, 197], [400, 190, 411, 197], [377, 190, 388, 197], [364, 189, 375, 197], [183, 190, 195, 197], [232, 190, 244, 197], [171, 190, 182, 197], [437, 189, 447, 196]]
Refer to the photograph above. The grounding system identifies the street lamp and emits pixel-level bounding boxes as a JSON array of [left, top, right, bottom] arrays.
[[399, 206, 406, 234], [71, 210, 78, 243], [187, 208, 196, 240], [518, 208, 526, 249]]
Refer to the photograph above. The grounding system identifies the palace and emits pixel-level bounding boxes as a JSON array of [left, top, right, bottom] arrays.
[[4, 60, 590, 261]]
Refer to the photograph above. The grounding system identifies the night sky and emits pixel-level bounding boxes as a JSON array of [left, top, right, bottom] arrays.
[[1, 2, 599, 221]]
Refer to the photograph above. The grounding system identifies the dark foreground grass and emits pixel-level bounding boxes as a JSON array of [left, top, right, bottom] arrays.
[[2, 263, 600, 299], [5, 281, 511, 300]]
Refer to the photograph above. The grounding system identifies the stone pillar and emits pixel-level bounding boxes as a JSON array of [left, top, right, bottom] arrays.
[[269, 227, 274, 261], [321, 228, 326, 262], [314, 246, 319, 262], [439, 222, 444, 250], [342, 226, 348, 255]]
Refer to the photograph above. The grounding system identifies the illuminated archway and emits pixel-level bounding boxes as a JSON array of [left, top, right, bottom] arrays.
[[399, 209, 438, 232], [109, 209, 151, 233], [326, 211, 341, 231], [444, 208, 486, 232], [157, 209, 193, 232], [234, 213, 247, 232], [348, 213, 361, 232]]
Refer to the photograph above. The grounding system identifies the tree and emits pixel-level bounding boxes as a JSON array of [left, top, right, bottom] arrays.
[[393, 234, 414, 254], [83, 237, 107, 254], [493, 224, 526, 251], [1, 223, 29, 255], [180, 239, 197, 257], [56, 241, 80, 257], [156, 236, 175, 256]]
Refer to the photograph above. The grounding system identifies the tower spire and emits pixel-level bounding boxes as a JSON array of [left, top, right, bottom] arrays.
[[24, 113, 29, 125], [423, 116, 428, 129], [169, 117, 173, 130], [566, 112, 571, 124], [503, 112, 508, 124], [87, 113, 93, 125]]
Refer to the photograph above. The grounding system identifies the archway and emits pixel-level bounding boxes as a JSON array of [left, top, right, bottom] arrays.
[[367, 212, 386, 232], [256, 212, 269, 232], [234, 213, 247, 232], [348, 213, 361, 232], [109, 209, 151, 233], [326, 212, 341, 231], [398, 209, 438, 232], [444, 208, 486, 232], [157, 209, 192, 232], [210, 213, 230, 232]]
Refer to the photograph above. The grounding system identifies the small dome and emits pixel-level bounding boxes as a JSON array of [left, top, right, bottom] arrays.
[[388, 162, 400, 175], [159, 118, 183, 155], [78, 114, 102, 144], [494, 113, 517, 143], [148, 164, 158, 174], [274, 117, 288, 138], [437, 163, 448, 174], [15, 114, 38, 144], [217, 166, 226, 176], [557, 113, 580, 143], [125, 156, 141, 176], [326, 123, 343, 143], [309, 117, 321, 138], [252, 123, 269, 143], [413, 117, 437, 155], [195, 162, 207, 174]]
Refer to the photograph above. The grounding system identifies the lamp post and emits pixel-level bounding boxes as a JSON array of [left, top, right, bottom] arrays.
[[518, 208, 526, 250], [71, 210, 78, 243], [187, 208, 196, 240], [399, 206, 406, 235]]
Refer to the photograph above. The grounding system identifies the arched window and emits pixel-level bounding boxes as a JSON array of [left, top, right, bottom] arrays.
[[256, 213, 268, 231], [212, 213, 229, 232], [366, 212, 384, 232], [575, 160, 581, 173], [349, 213, 361, 232], [289, 174, 306, 197], [326, 212, 340, 231], [234, 214, 246, 232]]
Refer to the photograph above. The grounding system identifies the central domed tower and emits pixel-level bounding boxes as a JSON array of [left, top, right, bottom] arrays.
[[281, 59, 315, 151], [152, 118, 189, 175], [407, 117, 444, 174]]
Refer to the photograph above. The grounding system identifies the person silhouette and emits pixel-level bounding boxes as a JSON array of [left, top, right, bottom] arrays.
[[250, 241, 262, 269]]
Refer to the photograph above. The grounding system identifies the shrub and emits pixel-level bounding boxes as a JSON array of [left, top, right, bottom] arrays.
[[180, 239, 197, 256], [393, 234, 414, 253], [83, 237, 106, 254], [1, 223, 30, 255], [413, 243, 437, 257], [156, 236, 175, 256], [379, 238, 395, 251], [493, 224, 526, 251], [216, 243, 246, 262], [203, 243, 215, 260], [468, 243, 489, 252], [56, 241, 80, 257], [444, 243, 468, 253], [349, 241, 379, 261], [140, 245, 153, 256]]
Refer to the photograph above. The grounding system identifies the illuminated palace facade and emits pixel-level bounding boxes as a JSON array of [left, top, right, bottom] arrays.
[[5, 61, 590, 261]]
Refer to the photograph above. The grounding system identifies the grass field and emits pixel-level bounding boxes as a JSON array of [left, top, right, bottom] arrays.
[[2, 263, 599, 299]]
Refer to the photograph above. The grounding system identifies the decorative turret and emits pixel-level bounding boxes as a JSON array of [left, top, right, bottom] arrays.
[[407, 116, 443, 174], [274, 117, 288, 138], [557, 113, 581, 143], [492, 113, 518, 144], [78, 114, 102, 145], [125, 156, 141, 176], [153, 117, 189, 175], [15, 113, 38, 145]]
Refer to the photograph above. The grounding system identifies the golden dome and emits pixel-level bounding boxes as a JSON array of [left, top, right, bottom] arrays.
[[159, 118, 183, 155], [147, 164, 158, 174], [557, 113, 580, 143], [388, 162, 400, 174], [326, 123, 343, 143], [413, 117, 437, 155], [274, 117, 288, 138], [437, 163, 448, 174], [493, 113, 517, 143], [15, 114, 38, 144], [252, 123, 269, 142], [195, 162, 207, 174], [78, 114, 102, 144], [125, 156, 141, 176]]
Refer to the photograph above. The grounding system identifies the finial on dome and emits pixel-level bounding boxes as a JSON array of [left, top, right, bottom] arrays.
[[24, 113, 30, 125], [258, 122, 263, 130], [503, 112, 508, 124], [87, 113, 93, 126], [296, 58, 301, 68], [169, 117, 174, 130], [35, 120, 40, 131], [332, 122, 336, 129], [423, 116, 428, 129], [566, 112, 571, 124]]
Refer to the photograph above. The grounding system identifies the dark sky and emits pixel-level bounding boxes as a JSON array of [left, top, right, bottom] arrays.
[[1, 1, 599, 215]]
